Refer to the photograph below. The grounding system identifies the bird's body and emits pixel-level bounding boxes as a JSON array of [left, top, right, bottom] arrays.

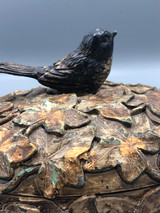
[[0, 29, 117, 93]]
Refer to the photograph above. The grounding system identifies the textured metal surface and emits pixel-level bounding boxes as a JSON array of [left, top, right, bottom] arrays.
[[0, 81, 160, 212]]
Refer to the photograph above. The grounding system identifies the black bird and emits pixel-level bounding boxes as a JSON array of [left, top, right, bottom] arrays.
[[0, 29, 117, 93]]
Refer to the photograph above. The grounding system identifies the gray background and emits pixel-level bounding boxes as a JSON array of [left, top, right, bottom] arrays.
[[0, 0, 159, 96]]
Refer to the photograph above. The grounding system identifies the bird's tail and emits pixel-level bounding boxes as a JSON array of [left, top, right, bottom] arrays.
[[0, 62, 46, 79]]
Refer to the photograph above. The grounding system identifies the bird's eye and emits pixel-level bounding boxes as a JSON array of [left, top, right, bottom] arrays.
[[102, 37, 109, 43]]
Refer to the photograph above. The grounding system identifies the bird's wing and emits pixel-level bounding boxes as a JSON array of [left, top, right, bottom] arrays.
[[53, 51, 89, 71], [41, 52, 89, 80], [38, 53, 94, 90]]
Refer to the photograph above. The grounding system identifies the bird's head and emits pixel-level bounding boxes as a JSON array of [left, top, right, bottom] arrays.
[[78, 29, 117, 61]]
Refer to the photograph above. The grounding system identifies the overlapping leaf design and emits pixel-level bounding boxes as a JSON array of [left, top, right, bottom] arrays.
[[0, 127, 37, 181], [125, 89, 160, 124], [0, 102, 15, 124], [29, 125, 95, 198], [13, 94, 90, 135], [0, 82, 160, 198], [83, 113, 160, 183], [76, 87, 133, 125]]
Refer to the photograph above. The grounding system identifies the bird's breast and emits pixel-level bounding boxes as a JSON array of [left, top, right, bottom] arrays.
[[93, 57, 112, 86], [103, 56, 112, 78]]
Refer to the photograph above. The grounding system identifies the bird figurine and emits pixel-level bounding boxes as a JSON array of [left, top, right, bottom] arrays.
[[0, 29, 117, 93]]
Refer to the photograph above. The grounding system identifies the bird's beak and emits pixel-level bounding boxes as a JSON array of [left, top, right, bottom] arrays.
[[112, 31, 117, 38]]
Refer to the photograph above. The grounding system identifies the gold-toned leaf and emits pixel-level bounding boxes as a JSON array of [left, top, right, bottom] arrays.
[[44, 109, 65, 134], [128, 84, 154, 94], [64, 108, 90, 128], [147, 90, 160, 115], [146, 108, 160, 124], [0, 102, 13, 114], [120, 136, 145, 158], [34, 125, 96, 198], [48, 93, 77, 109], [99, 103, 132, 125], [0, 128, 13, 152], [6, 138, 37, 165], [0, 128, 37, 181], [126, 94, 147, 107], [132, 113, 151, 134], [119, 151, 147, 182]]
